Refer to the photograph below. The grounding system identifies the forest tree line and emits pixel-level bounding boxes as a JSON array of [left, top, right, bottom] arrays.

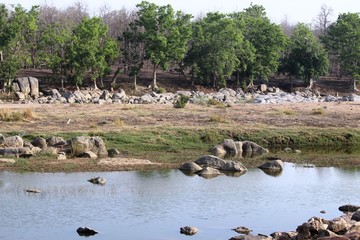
[[0, 1, 359, 91]]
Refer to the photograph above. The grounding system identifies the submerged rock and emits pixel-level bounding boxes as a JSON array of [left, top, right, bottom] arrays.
[[180, 226, 198, 235], [76, 227, 98, 236], [87, 177, 106, 185]]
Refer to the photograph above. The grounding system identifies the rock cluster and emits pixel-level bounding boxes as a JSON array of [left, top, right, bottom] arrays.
[[179, 155, 247, 179], [211, 139, 269, 158], [0, 134, 114, 160], [6, 77, 360, 105]]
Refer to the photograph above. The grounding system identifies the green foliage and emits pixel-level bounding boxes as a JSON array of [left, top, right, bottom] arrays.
[[173, 94, 190, 108], [135, 1, 192, 88], [186, 12, 243, 88], [322, 13, 360, 79], [282, 23, 329, 85], [234, 4, 287, 84]]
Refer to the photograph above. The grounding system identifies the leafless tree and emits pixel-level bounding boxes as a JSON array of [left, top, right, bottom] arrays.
[[313, 4, 334, 37], [279, 15, 295, 37]]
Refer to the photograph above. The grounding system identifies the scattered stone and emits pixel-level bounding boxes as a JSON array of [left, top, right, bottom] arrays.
[[76, 227, 98, 236], [180, 226, 198, 235], [197, 166, 222, 179], [107, 148, 120, 158], [25, 188, 41, 193], [31, 137, 47, 149], [87, 177, 106, 185], [232, 226, 252, 235], [80, 151, 98, 159], [258, 160, 283, 171], [229, 234, 272, 240], [57, 152, 67, 160]]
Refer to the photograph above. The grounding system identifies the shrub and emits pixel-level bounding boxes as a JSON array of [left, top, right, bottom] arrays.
[[207, 98, 224, 107], [0, 109, 35, 122], [312, 108, 325, 115], [174, 94, 190, 108], [209, 114, 227, 123], [157, 87, 166, 94]]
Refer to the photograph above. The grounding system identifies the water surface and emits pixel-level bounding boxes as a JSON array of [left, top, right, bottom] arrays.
[[0, 163, 359, 240]]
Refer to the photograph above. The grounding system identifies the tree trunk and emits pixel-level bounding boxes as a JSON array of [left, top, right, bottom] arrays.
[[61, 76, 65, 90], [110, 66, 121, 91], [236, 71, 240, 88], [152, 64, 158, 89], [93, 79, 98, 90], [0, 51, 3, 62], [134, 74, 138, 90]]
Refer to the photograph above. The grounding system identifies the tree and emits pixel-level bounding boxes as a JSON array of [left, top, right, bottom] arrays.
[[313, 4, 333, 37], [282, 23, 328, 86], [322, 13, 360, 79], [121, 22, 145, 90], [237, 4, 287, 85], [0, 4, 38, 90], [134, 1, 192, 89], [66, 17, 118, 89], [186, 12, 244, 88]]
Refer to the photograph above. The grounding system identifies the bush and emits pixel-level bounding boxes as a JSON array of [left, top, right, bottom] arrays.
[[174, 94, 190, 108], [157, 87, 166, 94]]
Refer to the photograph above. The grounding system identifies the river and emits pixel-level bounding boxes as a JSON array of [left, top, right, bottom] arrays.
[[0, 163, 359, 240]]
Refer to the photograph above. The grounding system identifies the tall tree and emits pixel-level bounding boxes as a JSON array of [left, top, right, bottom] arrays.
[[186, 12, 244, 88], [238, 4, 287, 85], [66, 17, 118, 89], [313, 4, 334, 37], [282, 23, 328, 86], [322, 13, 360, 80], [134, 1, 192, 89]]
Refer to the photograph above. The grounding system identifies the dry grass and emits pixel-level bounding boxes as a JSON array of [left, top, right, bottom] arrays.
[[0, 108, 36, 122], [209, 114, 228, 123], [312, 108, 326, 115]]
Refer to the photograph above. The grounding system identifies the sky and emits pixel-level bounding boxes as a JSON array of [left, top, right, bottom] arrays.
[[1, 0, 359, 24]]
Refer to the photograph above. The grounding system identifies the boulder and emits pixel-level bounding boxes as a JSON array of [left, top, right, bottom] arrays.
[[31, 137, 47, 149], [80, 151, 98, 159], [270, 231, 297, 240], [328, 217, 352, 235], [100, 90, 111, 100], [3, 136, 23, 148], [197, 167, 222, 179], [28, 77, 39, 98], [71, 136, 107, 157], [179, 162, 202, 172], [57, 152, 67, 160], [211, 139, 238, 157], [180, 226, 198, 235], [222, 161, 247, 172], [194, 155, 226, 169], [108, 148, 120, 157], [258, 160, 283, 171], [351, 211, 360, 221], [0, 147, 32, 157], [46, 136, 66, 147], [242, 141, 269, 157], [339, 205, 360, 213], [229, 234, 272, 240], [14, 77, 30, 95]]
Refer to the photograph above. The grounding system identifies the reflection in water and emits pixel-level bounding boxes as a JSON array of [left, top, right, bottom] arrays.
[[260, 169, 283, 177], [1, 164, 360, 240]]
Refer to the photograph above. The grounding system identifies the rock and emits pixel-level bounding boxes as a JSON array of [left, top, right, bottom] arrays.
[[258, 160, 283, 171], [197, 166, 222, 179], [107, 148, 120, 158], [80, 151, 98, 159], [328, 217, 352, 235], [284, 147, 292, 153], [259, 84, 267, 92], [242, 141, 269, 157], [57, 152, 67, 160], [179, 162, 203, 172], [76, 227, 98, 236], [15, 92, 26, 100], [3, 136, 24, 148], [31, 137, 47, 149], [71, 136, 107, 158], [14, 77, 30, 95], [0, 147, 32, 157], [194, 155, 226, 169], [30, 147, 42, 155], [25, 188, 41, 193], [351, 210, 360, 221], [345, 231, 360, 239], [339, 205, 360, 213], [222, 161, 247, 172], [229, 234, 272, 240], [46, 136, 66, 147], [232, 226, 252, 235], [100, 90, 111, 100], [39, 147, 58, 156], [87, 177, 106, 185], [0, 134, 4, 145], [211, 139, 238, 157], [270, 231, 297, 240], [28, 77, 39, 98], [180, 226, 198, 235]]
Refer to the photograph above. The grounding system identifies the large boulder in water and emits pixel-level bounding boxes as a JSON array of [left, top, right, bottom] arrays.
[[179, 162, 202, 172], [71, 136, 108, 157], [194, 155, 226, 169], [242, 141, 269, 157]]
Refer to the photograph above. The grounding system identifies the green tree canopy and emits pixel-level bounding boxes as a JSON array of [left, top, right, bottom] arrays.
[[322, 12, 360, 79], [282, 23, 329, 85], [134, 1, 192, 89], [186, 12, 244, 88]]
